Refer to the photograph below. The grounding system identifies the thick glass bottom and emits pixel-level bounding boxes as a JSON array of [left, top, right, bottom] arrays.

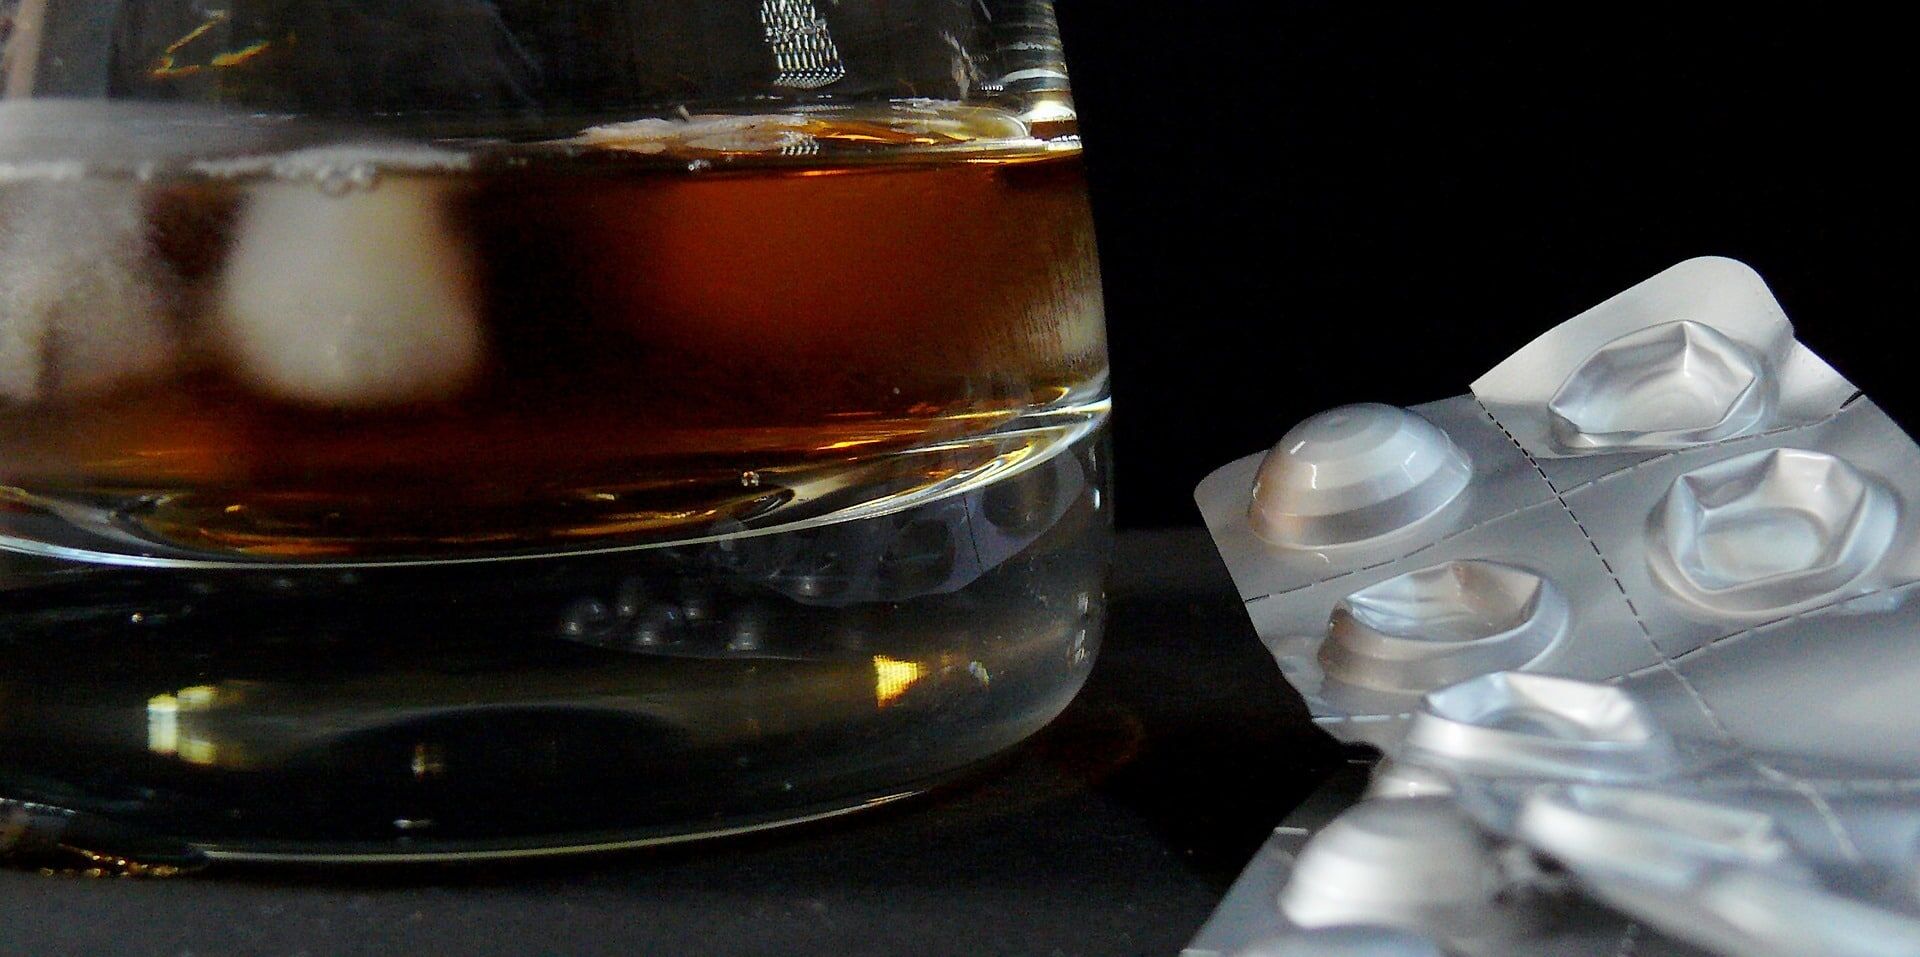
[[0, 427, 1109, 861]]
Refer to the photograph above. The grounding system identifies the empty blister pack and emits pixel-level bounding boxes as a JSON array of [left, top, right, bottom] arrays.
[[1194, 258, 1920, 957], [1183, 767, 1715, 957], [1472, 258, 1855, 468], [1195, 256, 1920, 741], [1196, 671, 1920, 957], [1402, 672, 1920, 957]]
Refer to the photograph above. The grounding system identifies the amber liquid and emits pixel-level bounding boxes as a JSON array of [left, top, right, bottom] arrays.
[[1, 118, 1105, 560], [0, 106, 1109, 859]]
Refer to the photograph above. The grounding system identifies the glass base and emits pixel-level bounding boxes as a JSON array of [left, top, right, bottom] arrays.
[[197, 787, 925, 865], [0, 428, 1109, 861]]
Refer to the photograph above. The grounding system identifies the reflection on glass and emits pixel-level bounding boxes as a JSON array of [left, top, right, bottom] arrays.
[[1, 0, 1107, 860]]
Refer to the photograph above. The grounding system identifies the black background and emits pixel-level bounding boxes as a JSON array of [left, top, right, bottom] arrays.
[[3, 8, 1911, 955], [1060, 4, 1914, 529]]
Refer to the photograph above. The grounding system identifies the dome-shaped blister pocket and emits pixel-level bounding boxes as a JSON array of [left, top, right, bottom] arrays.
[[1278, 798, 1511, 939], [1249, 404, 1471, 548], [1320, 560, 1567, 693], [1200, 395, 1548, 606], [1649, 448, 1898, 614], [1404, 673, 1676, 782], [1547, 320, 1775, 451]]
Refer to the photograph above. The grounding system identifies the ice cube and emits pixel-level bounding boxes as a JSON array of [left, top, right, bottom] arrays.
[[0, 179, 177, 402], [215, 175, 485, 406]]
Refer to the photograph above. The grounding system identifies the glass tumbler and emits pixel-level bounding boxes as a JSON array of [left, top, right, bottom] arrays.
[[0, 0, 1108, 863]]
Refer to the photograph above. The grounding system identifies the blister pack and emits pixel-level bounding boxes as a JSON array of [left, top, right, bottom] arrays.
[[1192, 259, 1920, 956]]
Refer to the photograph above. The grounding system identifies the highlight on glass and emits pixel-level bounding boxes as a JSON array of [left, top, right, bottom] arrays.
[[0, 0, 1108, 863]]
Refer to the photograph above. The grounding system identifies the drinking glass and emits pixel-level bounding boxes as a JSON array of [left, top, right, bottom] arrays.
[[0, 0, 1107, 864]]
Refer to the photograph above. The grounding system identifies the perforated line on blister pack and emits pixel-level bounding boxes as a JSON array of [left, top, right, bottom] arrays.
[[1250, 450, 1581, 722], [1474, 399, 1660, 643], [1521, 400, 1867, 720], [1607, 578, 1920, 681], [1243, 542, 1442, 607], [1523, 395, 1862, 498], [1593, 390, 1920, 818], [1475, 398, 1868, 863], [1611, 581, 1920, 798], [1266, 407, 1640, 724], [1243, 482, 1573, 607]]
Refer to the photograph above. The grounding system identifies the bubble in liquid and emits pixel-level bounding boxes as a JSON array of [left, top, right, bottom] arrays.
[[677, 587, 715, 624], [559, 598, 614, 642], [613, 579, 649, 619], [630, 605, 686, 648]]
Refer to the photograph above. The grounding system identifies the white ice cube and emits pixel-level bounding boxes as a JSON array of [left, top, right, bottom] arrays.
[[0, 180, 177, 402], [216, 175, 485, 406]]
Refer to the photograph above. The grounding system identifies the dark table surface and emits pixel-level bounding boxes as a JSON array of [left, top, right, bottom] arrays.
[[0, 529, 1339, 957]]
